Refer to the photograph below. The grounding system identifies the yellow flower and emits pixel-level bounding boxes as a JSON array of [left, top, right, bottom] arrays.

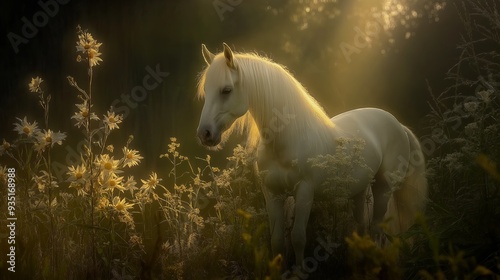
[[95, 154, 121, 174], [99, 172, 125, 192], [13, 117, 41, 137], [75, 31, 103, 67], [87, 48, 103, 67], [28, 77, 43, 93], [103, 111, 123, 130], [122, 147, 143, 168], [140, 172, 162, 192], [112, 196, 134, 213]]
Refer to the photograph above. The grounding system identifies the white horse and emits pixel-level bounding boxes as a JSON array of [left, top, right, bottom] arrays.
[[196, 43, 428, 269]]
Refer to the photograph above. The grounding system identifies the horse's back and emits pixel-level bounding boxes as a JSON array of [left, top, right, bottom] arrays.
[[331, 108, 411, 173]]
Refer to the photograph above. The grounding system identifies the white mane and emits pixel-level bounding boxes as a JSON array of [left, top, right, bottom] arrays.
[[197, 52, 335, 156]]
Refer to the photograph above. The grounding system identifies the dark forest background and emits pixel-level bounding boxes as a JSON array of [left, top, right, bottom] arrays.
[[1, 0, 458, 171]]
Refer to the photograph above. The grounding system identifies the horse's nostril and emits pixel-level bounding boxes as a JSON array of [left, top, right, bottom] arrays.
[[204, 129, 211, 139]]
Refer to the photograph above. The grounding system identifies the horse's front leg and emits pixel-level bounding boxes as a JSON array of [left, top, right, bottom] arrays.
[[262, 186, 286, 259], [291, 180, 314, 267]]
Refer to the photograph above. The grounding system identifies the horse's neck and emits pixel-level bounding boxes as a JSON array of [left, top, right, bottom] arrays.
[[248, 88, 334, 160]]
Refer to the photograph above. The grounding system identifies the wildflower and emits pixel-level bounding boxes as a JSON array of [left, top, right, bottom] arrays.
[[476, 90, 493, 103], [167, 137, 181, 157], [122, 147, 143, 167], [71, 100, 99, 127], [28, 77, 43, 93], [0, 139, 11, 156], [87, 49, 103, 67], [99, 172, 125, 192], [34, 129, 66, 152], [129, 235, 144, 250], [13, 117, 41, 137], [123, 176, 138, 196], [106, 145, 114, 153], [118, 210, 135, 230], [75, 32, 103, 67], [70, 181, 89, 196], [32, 170, 59, 193], [112, 196, 134, 213], [95, 154, 121, 174], [76, 32, 101, 52], [96, 197, 110, 211], [463, 101, 479, 113], [141, 172, 162, 192], [67, 164, 88, 183], [103, 111, 123, 130], [188, 208, 204, 228]]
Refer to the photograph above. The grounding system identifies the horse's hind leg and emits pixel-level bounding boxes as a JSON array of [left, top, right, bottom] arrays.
[[371, 171, 392, 243], [352, 188, 368, 234], [291, 181, 314, 267], [372, 171, 392, 225]]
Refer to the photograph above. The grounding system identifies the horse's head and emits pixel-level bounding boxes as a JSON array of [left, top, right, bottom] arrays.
[[197, 43, 248, 147]]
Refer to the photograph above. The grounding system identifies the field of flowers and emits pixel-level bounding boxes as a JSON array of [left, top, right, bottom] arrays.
[[1, 1, 500, 279]]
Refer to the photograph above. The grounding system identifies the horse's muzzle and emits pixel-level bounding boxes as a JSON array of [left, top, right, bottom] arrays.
[[197, 125, 220, 147]]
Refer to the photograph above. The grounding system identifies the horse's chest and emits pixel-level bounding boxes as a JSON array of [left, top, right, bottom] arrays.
[[261, 163, 301, 195]]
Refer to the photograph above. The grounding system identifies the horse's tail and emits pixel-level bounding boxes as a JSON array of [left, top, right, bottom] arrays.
[[386, 126, 428, 234]]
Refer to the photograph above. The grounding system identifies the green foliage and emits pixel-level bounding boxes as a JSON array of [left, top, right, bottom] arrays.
[[404, 0, 500, 278]]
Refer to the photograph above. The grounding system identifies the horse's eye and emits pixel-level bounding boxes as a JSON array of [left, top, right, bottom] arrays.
[[221, 87, 232, 95]]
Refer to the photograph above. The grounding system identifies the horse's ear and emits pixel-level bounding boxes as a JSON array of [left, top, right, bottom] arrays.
[[201, 44, 215, 65], [223, 42, 236, 69]]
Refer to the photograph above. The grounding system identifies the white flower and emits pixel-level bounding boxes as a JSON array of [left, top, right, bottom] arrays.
[[112, 196, 134, 213], [28, 77, 43, 93], [122, 147, 143, 168], [70, 181, 89, 196], [99, 172, 125, 192], [75, 32, 103, 67], [141, 172, 162, 192], [67, 164, 88, 183], [123, 176, 138, 196], [34, 129, 66, 152], [103, 111, 123, 130], [32, 170, 59, 193], [13, 117, 41, 137], [76, 32, 102, 53], [71, 100, 99, 128], [95, 154, 121, 175]]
